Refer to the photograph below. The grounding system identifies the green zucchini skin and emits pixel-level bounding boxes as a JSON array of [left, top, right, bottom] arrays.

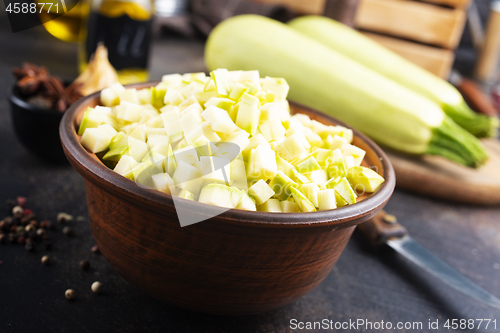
[[205, 15, 487, 167], [289, 16, 499, 138]]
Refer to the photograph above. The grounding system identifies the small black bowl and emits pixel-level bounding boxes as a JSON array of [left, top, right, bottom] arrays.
[[10, 85, 67, 163]]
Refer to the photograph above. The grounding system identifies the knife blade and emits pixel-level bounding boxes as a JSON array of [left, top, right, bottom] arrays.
[[358, 211, 500, 309]]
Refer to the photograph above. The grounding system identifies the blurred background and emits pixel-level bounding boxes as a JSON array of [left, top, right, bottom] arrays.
[[0, 0, 498, 82], [1, 1, 500, 331]]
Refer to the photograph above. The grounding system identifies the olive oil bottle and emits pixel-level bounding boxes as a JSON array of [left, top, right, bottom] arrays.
[[79, 0, 154, 84], [41, 1, 86, 42]]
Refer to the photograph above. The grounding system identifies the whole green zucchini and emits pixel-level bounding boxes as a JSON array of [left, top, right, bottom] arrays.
[[289, 15, 499, 138], [205, 15, 487, 167]]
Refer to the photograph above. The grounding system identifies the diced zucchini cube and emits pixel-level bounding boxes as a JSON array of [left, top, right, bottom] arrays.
[[247, 145, 278, 181], [210, 68, 231, 96], [78, 107, 103, 136], [269, 171, 296, 201], [173, 145, 199, 165], [290, 186, 316, 212], [342, 143, 366, 167], [333, 177, 357, 205], [137, 88, 152, 105], [236, 191, 257, 211], [223, 130, 250, 154], [280, 200, 299, 213], [318, 189, 337, 211], [262, 76, 289, 99], [80, 128, 113, 153], [204, 97, 235, 112], [307, 169, 328, 187], [129, 124, 147, 142], [116, 101, 143, 123], [242, 134, 270, 161], [276, 156, 296, 178], [178, 189, 195, 201], [180, 107, 204, 134], [100, 87, 120, 107], [127, 137, 149, 162], [198, 183, 233, 208], [248, 179, 274, 205], [164, 88, 185, 106], [299, 183, 320, 208], [103, 146, 129, 162], [347, 166, 385, 193], [275, 134, 307, 162], [173, 161, 203, 196], [295, 156, 321, 174], [257, 198, 282, 212], [201, 105, 238, 134], [160, 108, 183, 138], [236, 98, 260, 135], [230, 157, 248, 191], [113, 155, 138, 176], [119, 88, 140, 104], [151, 172, 175, 194]]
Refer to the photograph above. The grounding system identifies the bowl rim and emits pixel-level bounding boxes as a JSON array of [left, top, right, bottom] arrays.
[[60, 82, 395, 229], [10, 84, 65, 115]]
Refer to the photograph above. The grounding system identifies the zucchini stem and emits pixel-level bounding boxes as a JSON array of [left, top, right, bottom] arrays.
[[443, 101, 499, 138], [427, 116, 488, 168]]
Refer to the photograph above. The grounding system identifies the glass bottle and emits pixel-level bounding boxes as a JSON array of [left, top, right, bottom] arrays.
[[40, 0, 86, 42], [79, 0, 154, 84]]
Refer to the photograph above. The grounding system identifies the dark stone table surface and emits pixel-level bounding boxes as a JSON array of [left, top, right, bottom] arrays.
[[0, 12, 499, 333]]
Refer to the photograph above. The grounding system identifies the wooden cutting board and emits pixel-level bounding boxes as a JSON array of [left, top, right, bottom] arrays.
[[385, 139, 500, 205]]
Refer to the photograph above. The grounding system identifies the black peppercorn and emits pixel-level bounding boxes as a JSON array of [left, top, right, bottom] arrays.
[[65, 289, 76, 300], [0, 233, 5, 244], [12, 206, 23, 218], [91, 281, 103, 294], [57, 213, 73, 224], [62, 226, 73, 236], [36, 228, 46, 237], [91, 245, 100, 254], [79, 260, 90, 270], [41, 255, 50, 265]]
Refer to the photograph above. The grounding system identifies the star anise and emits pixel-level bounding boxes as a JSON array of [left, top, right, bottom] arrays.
[[13, 62, 50, 96], [41, 76, 83, 112], [12, 63, 83, 112]]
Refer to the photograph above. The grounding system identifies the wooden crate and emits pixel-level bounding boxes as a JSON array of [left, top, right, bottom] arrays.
[[418, 0, 471, 9], [253, 0, 325, 14], [254, 0, 468, 77], [355, 0, 467, 49]]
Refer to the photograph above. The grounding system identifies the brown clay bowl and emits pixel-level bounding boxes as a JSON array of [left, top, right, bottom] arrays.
[[60, 82, 395, 315]]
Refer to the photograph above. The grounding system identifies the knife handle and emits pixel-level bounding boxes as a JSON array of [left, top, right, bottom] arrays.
[[457, 79, 499, 117], [357, 210, 408, 247]]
